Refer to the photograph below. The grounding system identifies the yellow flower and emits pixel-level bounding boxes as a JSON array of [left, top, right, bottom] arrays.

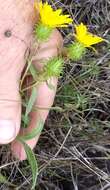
[[75, 23, 104, 47], [34, 1, 72, 28]]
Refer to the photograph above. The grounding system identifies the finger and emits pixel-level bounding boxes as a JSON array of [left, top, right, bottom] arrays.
[[11, 30, 63, 160], [11, 78, 57, 160], [32, 29, 63, 70], [0, 86, 21, 144], [0, 0, 35, 144]]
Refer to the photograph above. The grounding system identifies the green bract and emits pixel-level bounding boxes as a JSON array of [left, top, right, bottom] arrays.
[[67, 42, 86, 61], [35, 23, 53, 42], [43, 57, 64, 78]]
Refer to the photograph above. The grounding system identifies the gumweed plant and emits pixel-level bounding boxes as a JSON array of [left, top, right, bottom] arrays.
[[23, 2, 106, 130], [22, 0, 73, 91], [21, 57, 64, 92], [34, 1, 72, 41], [22, 3, 106, 102], [18, 2, 106, 190], [67, 23, 105, 61]]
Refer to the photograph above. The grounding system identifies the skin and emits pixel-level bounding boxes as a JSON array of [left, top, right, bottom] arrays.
[[0, 0, 63, 160]]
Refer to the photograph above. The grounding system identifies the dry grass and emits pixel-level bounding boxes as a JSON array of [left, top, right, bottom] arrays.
[[1, 0, 110, 189]]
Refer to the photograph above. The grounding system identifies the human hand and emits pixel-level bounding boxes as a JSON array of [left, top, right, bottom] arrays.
[[0, 0, 63, 160]]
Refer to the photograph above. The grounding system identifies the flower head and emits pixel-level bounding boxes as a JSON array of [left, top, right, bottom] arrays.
[[34, 1, 72, 28], [75, 23, 104, 47], [67, 42, 86, 61], [43, 57, 64, 78]]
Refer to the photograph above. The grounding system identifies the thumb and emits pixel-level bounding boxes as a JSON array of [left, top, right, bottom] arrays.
[[0, 77, 21, 144], [0, 32, 30, 144]]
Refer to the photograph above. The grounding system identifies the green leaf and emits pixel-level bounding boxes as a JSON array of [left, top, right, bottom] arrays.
[[18, 120, 44, 141], [29, 64, 38, 81], [25, 87, 37, 117], [22, 114, 30, 126], [0, 173, 7, 183], [0, 173, 15, 187], [18, 139, 38, 190], [17, 121, 44, 188]]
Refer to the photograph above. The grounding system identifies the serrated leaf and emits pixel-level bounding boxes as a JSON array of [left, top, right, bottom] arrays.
[[18, 120, 44, 141], [25, 87, 37, 117], [18, 139, 38, 190]]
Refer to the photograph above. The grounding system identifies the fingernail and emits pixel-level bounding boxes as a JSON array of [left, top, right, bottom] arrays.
[[0, 120, 16, 144]]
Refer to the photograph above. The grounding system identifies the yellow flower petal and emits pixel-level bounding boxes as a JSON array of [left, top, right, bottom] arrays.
[[75, 23, 104, 47], [75, 23, 87, 37], [34, 1, 72, 28], [83, 33, 104, 47]]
